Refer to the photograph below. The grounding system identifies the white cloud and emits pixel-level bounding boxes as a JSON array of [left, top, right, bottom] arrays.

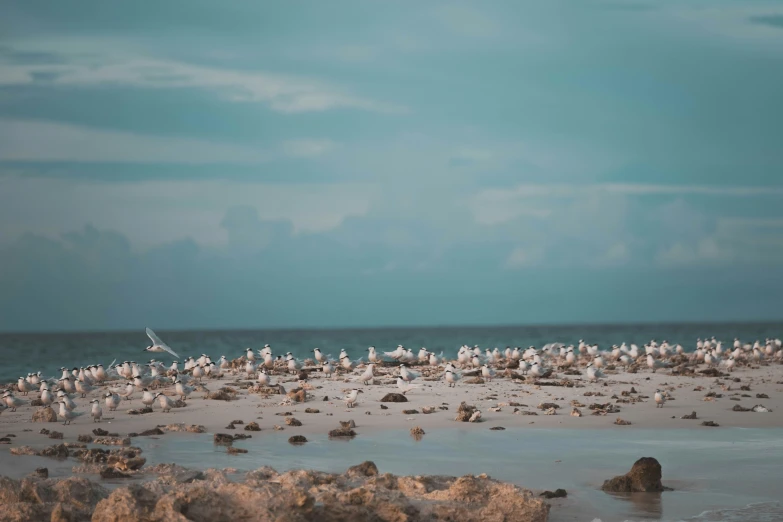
[[0, 43, 406, 114], [281, 139, 336, 158], [0, 175, 378, 247], [655, 238, 725, 266], [505, 246, 544, 269]]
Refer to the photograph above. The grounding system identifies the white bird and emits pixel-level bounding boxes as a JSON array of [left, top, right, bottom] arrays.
[[155, 392, 175, 412], [286, 353, 302, 374], [56, 390, 77, 411], [75, 379, 94, 398], [141, 389, 156, 408], [586, 363, 604, 381], [428, 351, 442, 367], [144, 328, 180, 358], [480, 365, 496, 382], [399, 364, 419, 383], [313, 348, 327, 363], [397, 377, 420, 395], [192, 364, 204, 382], [725, 356, 736, 372], [647, 354, 668, 373], [322, 361, 334, 378], [90, 399, 103, 422], [444, 369, 461, 387], [418, 347, 429, 363], [174, 380, 193, 402], [359, 364, 375, 385], [654, 389, 666, 408], [2, 391, 26, 412], [344, 389, 363, 408], [57, 401, 85, 425], [104, 392, 120, 411], [367, 346, 381, 364], [17, 377, 33, 396], [118, 382, 135, 400]]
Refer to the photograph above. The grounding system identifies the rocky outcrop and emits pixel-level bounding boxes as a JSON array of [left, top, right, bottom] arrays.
[[601, 457, 669, 492], [31, 407, 57, 423], [0, 462, 548, 522], [380, 393, 408, 403]]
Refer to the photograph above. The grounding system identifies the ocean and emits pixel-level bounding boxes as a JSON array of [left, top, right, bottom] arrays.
[[1, 321, 780, 382]]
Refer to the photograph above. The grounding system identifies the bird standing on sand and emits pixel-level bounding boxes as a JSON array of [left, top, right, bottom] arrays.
[[359, 364, 375, 385], [396, 377, 419, 395], [344, 389, 363, 408], [104, 392, 120, 411], [399, 364, 420, 383], [2, 391, 26, 412], [481, 364, 496, 382], [90, 399, 103, 422], [174, 380, 193, 402], [57, 401, 85, 425], [586, 363, 604, 381], [155, 392, 175, 412], [654, 389, 666, 408], [445, 369, 461, 387]]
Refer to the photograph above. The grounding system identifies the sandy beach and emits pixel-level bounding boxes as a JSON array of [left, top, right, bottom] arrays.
[[2, 358, 783, 521]]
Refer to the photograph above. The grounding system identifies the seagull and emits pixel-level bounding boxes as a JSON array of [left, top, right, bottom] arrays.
[[2, 391, 26, 412], [75, 379, 95, 398], [118, 382, 135, 400], [367, 346, 381, 364], [313, 348, 328, 363], [90, 399, 103, 422], [445, 369, 461, 387], [56, 390, 77, 411], [359, 364, 375, 385], [399, 363, 419, 383], [174, 380, 193, 402], [141, 389, 156, 408], [155, 392, 175, 412], [654, 389, 666, 408], [586, 363, 604, 381], [344, 389, 363, 408], [322, 361, 334, 378], [17, 377, 33, 396], [57, 401, 85, 425], [104, 392, 120, 412], [396, 377, 419, 395], [647, 354, 669, 373], [144, 328, 180, 358], [480, 364, 496, 382], [257, 368, 272, 386]]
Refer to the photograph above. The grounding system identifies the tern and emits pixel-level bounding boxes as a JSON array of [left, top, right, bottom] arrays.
[[344, 389, 363, 408], [155, 392, 175, 412], [144, 328, 180, 358], [57, 401, 85, 425], [90, 399, 103, 422]]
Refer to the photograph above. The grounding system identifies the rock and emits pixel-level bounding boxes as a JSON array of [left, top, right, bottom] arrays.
[[380, 404, 388, 410], [346, 461, 379, 477], [489, 426, 506, 431], [339, 420, 356, 428], [733, 404, 751, 412], [230, 419, 244, 425], [244, 422, 261, 432], [92, 428, 109, 436], [32, 468, 49, 479], [540, 488, 568, 499], [740, 385, 751, 391], [162, 424, 206, 433], [126, 407, 153, 415], [214, 433, 234, 445], [571, 408, 582, 417], [137, 427, 164, 436], [752, 404, 771, 412], [380, 393, 408, 403], [323, 395, 329, 401], [77, 434, 93, 443], [537, 403, 560, 410], [100, 467, 132, 479], [410, 426, 425, 436], [403, 409, 419, 415], [328, 427, 356, 438], [39, 444, 70, 459], [285, 417, 302, 426], [304, 408, 320, 413], [288, 435, 308, 445], [208, 388, 237, 401], [10, 446, 37, 456], [32, 407, 58, 423], [106, 455, 146, 471], [614, 418, 632, 426], [48, 431, 64, 440], [297, 371, 308, 381], [465, 377, 485, 384], [421, 406, 436, 414], [233, 434, 252, 440], [30, 398, 43, 406], [92, 437, 130, 446], [227, 447, 248, 454], [756, 393, 770, 399], [601, 457, 667, 492], [681, 411, 698, 420], [287, 388, 306, 403], [40, 428, 51, 435]]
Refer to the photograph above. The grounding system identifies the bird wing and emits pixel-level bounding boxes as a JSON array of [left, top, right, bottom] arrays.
[[146, 328, 180, 358]]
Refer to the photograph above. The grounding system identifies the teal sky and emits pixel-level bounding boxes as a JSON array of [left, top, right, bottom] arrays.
[[1, 1, 783, 332]]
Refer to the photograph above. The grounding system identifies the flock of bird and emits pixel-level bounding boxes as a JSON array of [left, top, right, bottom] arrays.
[[2, 328, 782, 424]]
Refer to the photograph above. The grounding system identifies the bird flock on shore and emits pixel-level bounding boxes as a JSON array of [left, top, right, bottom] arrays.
[[2, 328, 782, 424]]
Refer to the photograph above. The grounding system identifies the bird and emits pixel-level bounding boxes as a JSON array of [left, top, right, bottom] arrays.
[[367, 346, 381, 364], [313, 348, 328, 363], [586, 363, 604, 381], [344, 389, 363, 408], [118, 382, 135, 400], [90, 399, 103, 422], [322, 361, 334, 378], [174, 380, 193, 402], [2, 391, 26, 412], [144, 328, 180, 358], [104, 392, 120, 412], [399, 364, 420, 383], [359, 364, 375, 385], [654, 389, 666, 408], [56, 390, 77, 411], [75, 379, 95, 398], [17, 377, 33, 396], [396, 377, 419, 395], [257, 368, 272, 386], [57, 401, 85, 425], [481, 365, 496, 382], [155, 392, 175, 412], [444, 369, 461, 387], [647, 354, 669, 373], [141, 389, 156, 408]]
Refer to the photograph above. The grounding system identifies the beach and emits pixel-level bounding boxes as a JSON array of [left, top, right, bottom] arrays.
[[2, 358, 783, 521]]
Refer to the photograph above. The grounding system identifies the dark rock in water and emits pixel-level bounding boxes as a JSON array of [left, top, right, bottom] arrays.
[[701, 421, 720, 427], [339, 420, 356, 429], [78, 434, 94, 443], [137, 428, 164, 436], [540, 489, 567, 499], [733, 404, 751, 412], [328, 427, 356, 438], [231, 420, 244, 425], [285, 417, 302, 427], [39, 428, 51, 435], [288, 435, 308, 445], [100, 467, 132, 479], [323, 396, 329, 401], [346, 461, 378, 477], [213, 434, 234, 445], [48, 431, 64, 439], [39, 444, 70, 459], [244, 422, 261, 432], [681, 411, 698, 420], [402, 409, 419, 415], [32, 408, 58, 423], [32, 468, 49, 479], [227, 447, 248, 455], [93, 428, 109, 436], [380, 393, 408, 403], [225, 423, 236, 430], [455, 402, 479, 422], [233, 434, 252, 441], [490, 426, 506, 431], [756, 393, 770, 399], [601, 457, 668, 492]]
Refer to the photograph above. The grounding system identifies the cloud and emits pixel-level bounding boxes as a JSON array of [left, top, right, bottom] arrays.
[[0, 44, 406, 114], [505, 246, 544, 269], [656, 238, 724, 266], [281, 139, 336, 158]]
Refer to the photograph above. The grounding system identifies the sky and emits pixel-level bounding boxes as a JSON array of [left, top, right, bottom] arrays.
[[1, 0, 783, 332]]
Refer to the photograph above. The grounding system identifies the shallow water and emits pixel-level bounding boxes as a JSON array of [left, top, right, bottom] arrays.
[[129, 427, 783, 522], [1, 321, 780, 381]]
